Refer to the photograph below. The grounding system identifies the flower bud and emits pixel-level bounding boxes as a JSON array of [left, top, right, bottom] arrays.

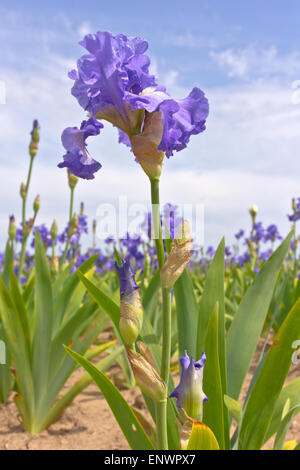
[[51, 255, 59, 274], [80, 201, 84, 216], [115, 258, 143, 346], [249, 204, 258, 222], [127, 348, 167, 403], [69, 212, 78, 237], [130, 111, 165, 180], [68, 169, 78, 189], [33, 195, 40, 213], [8, 215, 16, 241], [170, 350, 208, 422], [186, 422, 219, 450], [50, 220, 58, 240], [29, 120, 40, 158], [160, 220, 192, 289], [23, 218, 34, 238], [20, 182, 26, 199]]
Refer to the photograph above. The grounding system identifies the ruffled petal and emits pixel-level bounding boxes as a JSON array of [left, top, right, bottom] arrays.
[[70, 31, 157, 133], [58, 117, 103, 180], [158, 87, 209, 156]]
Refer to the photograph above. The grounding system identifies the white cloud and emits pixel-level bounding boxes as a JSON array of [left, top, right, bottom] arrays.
[[78, 21, 92, 38], [211, 45, 300, 80], [164, 32, 217, 49]]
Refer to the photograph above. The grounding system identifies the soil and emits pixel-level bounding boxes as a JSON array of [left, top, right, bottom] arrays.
[[0, 336, 299, 450]]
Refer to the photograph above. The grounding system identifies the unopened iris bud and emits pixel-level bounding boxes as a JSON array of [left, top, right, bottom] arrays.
[[68, 169, 78, 189], [29, 120, 40, 158], [23, 218, 34, 238], [50, 220, 58, 240], [160, 220, 193, 289], [80, 201, 84, 216], [69, 212, 78, 237], [51, 255, 59, 274], [115, 258, 143, 346], [33, 195, 40, 213], [249, 204, 258, 222], [127, 348, 167, 403], [292, 198, 297, 212], [8, 215, 16, 241], [170, 350, 208, 422], [20, 182, 27, 199], [130, 110, 165, 181]]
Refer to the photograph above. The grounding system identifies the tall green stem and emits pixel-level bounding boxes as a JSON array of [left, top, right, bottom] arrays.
[[60, 187, 74, 269], [18, 157, 34, 281], [150, 179, 171, 450]]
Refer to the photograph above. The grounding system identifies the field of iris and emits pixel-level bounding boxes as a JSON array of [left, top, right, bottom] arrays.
[[0, 30, 300, 451]]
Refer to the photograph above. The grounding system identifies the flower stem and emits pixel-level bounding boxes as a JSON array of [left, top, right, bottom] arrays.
[[18, 157, 34, 281], [155, 400, 168, 450], [150, 178, 171, 450], [60, 187, 74, 269]]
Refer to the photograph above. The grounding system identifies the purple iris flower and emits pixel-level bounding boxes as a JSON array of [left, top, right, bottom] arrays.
[[235, 229, 244, 240], [287, 212, 300, 222], [287, 197, 300, 222], [163, 203, 182, 239], [206, 246, 215, 257], [237, 252, 251, 267], [31, 224, 52, 249], [259, 249, 272, 262], [252, 222, 266, 243], [115, 257, 139, 298], [78, 214, 88, 234], [58, 117, 103, 179], [225, 246, 232, 257], [170, 350, 207, 421], [59, 31, 209, 179], [264, 224, 282, 243]]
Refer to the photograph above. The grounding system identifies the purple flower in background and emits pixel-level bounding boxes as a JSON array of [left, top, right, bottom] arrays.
[[252, 222, 266, 243], [59, 31, 208, 179], [105, 236, 116, 245], [15, 225, 23, 243], [170, 350, 207, 421], [225, 246, 232, 257], [163, 203, 182, 239], [259, 249, 272, 262], [287, 212, 300, 222], [31, 224, 52, 249], [237, 252, 251, 267], [235, 229, 244, 240], [206, 246, 215, 257], [78, 214, 88, 234], [58, 117, 103, 179], [265, 224, 282, 243], [287, 197, 300, 222]]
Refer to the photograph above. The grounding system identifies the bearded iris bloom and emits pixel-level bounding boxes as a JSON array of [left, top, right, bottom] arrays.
[[58, 31, 209, 180], [170, 350, 208, 422]]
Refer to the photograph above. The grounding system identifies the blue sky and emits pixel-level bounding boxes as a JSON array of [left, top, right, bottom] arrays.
[[1, 0, 300, 250]]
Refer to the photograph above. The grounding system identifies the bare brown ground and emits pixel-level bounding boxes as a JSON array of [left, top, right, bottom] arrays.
[[0, 336, 299, 450]]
